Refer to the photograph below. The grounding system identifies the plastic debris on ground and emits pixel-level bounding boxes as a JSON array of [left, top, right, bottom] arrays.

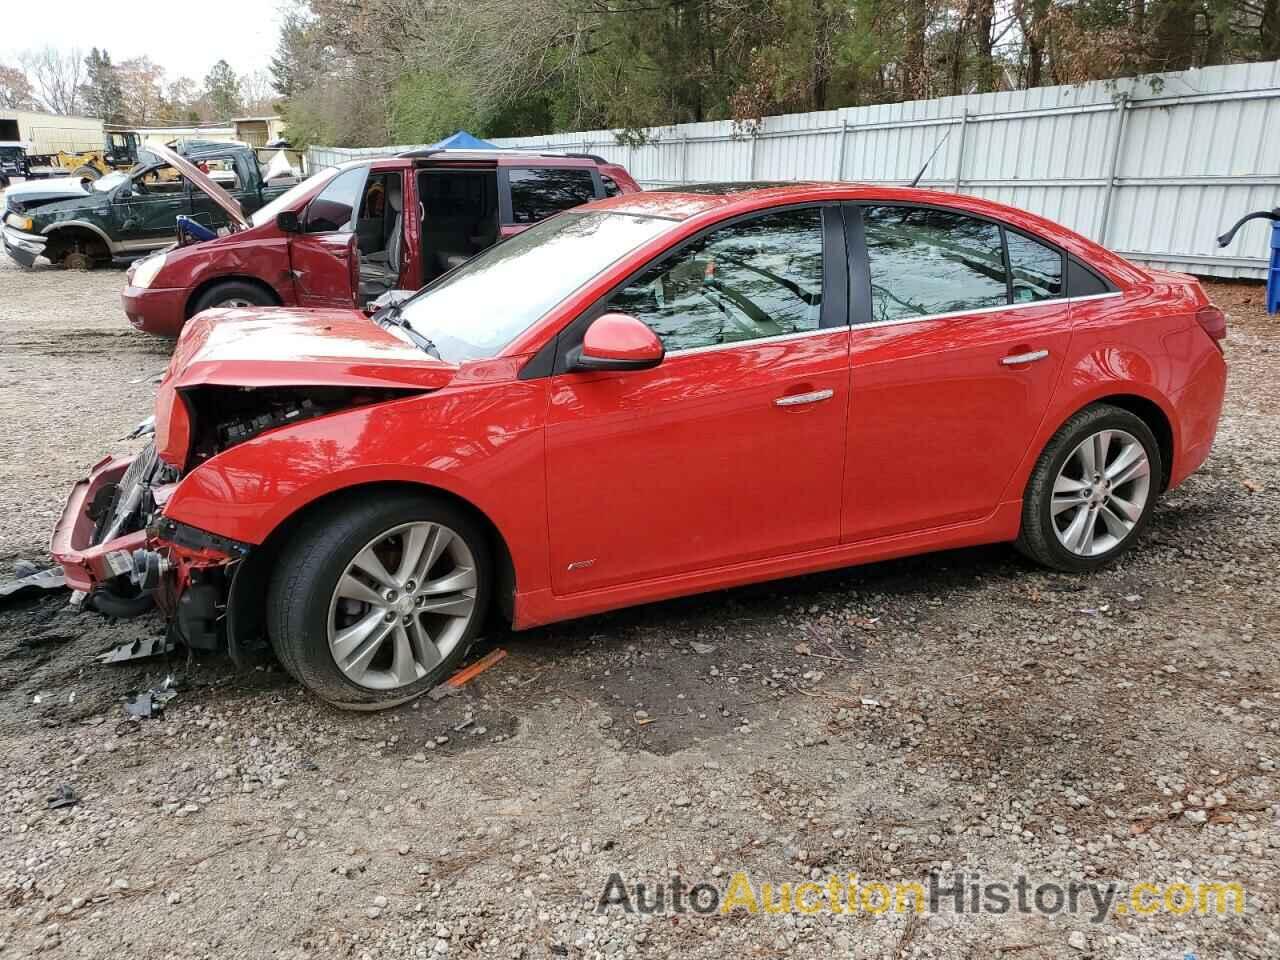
[[124, 679, 178, 719], [46, 784, 81, 809], [0, 564, 67, 604], [428, 648, 508, 701], [96, 634, 174, 664]]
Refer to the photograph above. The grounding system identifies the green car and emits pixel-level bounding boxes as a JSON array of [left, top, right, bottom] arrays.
[[3, 141, 296, 269]]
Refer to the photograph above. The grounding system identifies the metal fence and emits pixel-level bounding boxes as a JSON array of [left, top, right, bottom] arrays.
[[307, 60, 1280, 279]]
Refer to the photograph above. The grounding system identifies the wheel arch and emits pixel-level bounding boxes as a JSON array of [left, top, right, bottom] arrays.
[[1020, 390, 1175, 502], [184, 274, 282, 318], [226, 480, 516, 662], [43, 221, 113, 255]]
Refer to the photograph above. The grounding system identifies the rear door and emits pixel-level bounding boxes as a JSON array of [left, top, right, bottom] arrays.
[[841, 204, 1073, 542], [498, 165, 599, 239], [289, 165, 368, 307]]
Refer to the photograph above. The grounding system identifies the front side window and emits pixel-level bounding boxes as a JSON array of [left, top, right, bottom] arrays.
[[305, 166, 366, 233], [608, 208, 825, 352], [1007, 230, 1063, 302], [863, 206, 1007, 322], [132, 164, 185, 196], [508, 167, 596, 223], [601, 174, 623, 197]]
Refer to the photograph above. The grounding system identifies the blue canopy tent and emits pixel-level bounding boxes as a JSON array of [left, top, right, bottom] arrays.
[[429, 130, 499, 150]]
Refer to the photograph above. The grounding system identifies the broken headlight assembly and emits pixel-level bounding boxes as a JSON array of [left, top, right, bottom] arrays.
[[130, 252, 167, 289]]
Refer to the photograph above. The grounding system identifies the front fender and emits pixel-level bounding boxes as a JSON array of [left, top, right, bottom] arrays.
[[160, 380, 551, 594]]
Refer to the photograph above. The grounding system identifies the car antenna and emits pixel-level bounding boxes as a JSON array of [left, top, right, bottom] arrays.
[[909, 126, 955, 188]]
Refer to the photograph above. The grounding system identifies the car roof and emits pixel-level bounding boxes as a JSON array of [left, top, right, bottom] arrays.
[[586, 181, 1149, 285], [400, 148, 606, 166]]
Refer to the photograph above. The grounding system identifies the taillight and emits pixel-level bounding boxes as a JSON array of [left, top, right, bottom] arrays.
[[1196, 305, 1227, 348]]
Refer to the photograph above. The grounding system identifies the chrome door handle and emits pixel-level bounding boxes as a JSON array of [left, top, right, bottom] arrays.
[[1001, 349, 1049, 366], [775, 389, 834, 407]]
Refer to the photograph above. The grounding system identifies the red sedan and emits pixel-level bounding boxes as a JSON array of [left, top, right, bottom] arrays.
[[53, 184, 1228, 708]]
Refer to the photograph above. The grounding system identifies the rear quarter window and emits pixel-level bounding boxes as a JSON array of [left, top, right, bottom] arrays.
[[507, 167, 596, 224]]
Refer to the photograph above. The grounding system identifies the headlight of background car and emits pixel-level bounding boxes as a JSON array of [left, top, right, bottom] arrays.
[[130, 253, 168, 289], [4, 213, 34, 231]]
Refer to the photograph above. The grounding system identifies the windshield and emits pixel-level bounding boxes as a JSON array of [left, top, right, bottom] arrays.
[[94, 171, 129, 192], [251, 167, 339, 227], [395, 211, 675, 363]]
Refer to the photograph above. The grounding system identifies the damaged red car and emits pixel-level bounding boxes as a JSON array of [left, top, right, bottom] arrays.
[[120, 147, 640, 336], [54, 184, 1228, 708]]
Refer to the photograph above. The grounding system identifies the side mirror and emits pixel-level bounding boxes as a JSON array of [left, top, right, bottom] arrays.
[[116, 184, 132, 199], [571, 312, 664, 372], [276, 210, 301, 233]]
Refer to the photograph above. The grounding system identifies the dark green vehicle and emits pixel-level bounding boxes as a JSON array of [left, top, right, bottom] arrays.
[[3, 141, 296, 269]]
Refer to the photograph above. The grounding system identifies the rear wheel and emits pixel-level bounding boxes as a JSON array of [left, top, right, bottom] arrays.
[[267, 493, 491, 709], [189, 280, 276, 315], [73, 165, 100, 181], [1017, 404, 1161, 572]]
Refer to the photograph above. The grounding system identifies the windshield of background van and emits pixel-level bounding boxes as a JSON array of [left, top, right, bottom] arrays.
[[396, 211, 674, 362]]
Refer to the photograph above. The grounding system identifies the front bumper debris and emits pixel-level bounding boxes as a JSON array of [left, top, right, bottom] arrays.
[[50, 454, 148, 592], [3, 225, 45, 268]]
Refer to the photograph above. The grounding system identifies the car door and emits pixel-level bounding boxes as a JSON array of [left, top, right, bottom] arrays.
[[545, 205, 851, 594], [841, 204, 1074, 542], [289, 165, 368, 307], [113, 164, 189, 244], [187, 154, 252, 230]]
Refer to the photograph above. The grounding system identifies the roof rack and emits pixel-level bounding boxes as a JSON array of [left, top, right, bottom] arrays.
[[397, 147, 609, 164]]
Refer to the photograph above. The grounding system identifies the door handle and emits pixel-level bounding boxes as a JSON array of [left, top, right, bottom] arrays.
[[1001, 349, 1049, 366], [775, 389, 834, 407]]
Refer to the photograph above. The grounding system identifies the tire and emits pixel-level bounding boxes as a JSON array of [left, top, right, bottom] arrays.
[[189, 281, 276, 315], [1017, 403, 1162, 572], [267, 492, 491, 709], [73, 165, 100, 181]]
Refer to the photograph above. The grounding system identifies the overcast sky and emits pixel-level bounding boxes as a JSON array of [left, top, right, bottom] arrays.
[[4, 1, 284, 86]]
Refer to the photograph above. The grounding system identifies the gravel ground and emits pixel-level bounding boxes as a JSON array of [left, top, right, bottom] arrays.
[[0, 247, 1277, 960]]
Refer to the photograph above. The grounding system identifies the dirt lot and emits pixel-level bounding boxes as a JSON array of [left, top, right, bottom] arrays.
[[0, 246, 1277, 960]]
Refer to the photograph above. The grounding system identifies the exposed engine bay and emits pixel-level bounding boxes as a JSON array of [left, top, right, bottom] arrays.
[[68, 383, 424, 654]]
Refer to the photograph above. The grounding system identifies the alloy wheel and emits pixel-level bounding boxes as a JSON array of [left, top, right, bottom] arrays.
[[1050, 428, 1151, 557], [326, 521, 478, 691], [215, 297, 255, 308]]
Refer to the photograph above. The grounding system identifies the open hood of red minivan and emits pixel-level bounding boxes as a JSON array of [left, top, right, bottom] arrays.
[[167, 306, 460, 391]]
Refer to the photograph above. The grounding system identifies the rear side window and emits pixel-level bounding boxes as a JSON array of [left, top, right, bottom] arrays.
[[1007, 230, 1063, 302], [508, 167, 596, 223], [305, 166, 366, 233], [863, 206, 1007, 322]]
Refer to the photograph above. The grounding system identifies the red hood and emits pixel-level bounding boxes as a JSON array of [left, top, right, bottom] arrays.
[[165, 306, 460, 390]]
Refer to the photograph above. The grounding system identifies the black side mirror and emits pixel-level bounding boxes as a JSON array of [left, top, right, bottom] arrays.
[[116, 184, 132, 199], [276, 210, 301, 233]]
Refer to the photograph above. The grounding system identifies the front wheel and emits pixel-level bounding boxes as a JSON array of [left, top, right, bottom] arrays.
[[189, 280, 276, 314], [1017, 404, 1162, 572], [267, 493, 491, 709]]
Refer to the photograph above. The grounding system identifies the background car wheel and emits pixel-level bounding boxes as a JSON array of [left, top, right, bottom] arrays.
[[1017, 403, 1162, 573], [73, 165, 100, 181], [190, 281, 276, 314], [267, 492, 492, 709]]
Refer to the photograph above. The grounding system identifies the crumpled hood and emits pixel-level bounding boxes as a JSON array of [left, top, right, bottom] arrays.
[[166, 306, 460, 391], [5, 176, 91, 209]]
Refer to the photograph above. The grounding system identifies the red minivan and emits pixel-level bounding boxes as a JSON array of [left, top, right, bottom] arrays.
[[121, 146, 641, 336]]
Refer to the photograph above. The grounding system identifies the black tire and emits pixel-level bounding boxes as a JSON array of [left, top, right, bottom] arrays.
[[0, 174, 9, 189], [1017, 403, 1162, 572], [267, 492, 492, 709], [73, 165, 100, 181], [189, 281, 277, 316]]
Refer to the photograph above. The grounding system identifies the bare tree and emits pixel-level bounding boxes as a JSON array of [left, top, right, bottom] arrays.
[[0, 64, 36, 109], [238, 69, 277, 114], [19, 46, 87, 115]]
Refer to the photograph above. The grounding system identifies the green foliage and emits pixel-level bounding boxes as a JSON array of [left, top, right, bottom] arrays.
[[274, 0, 1276, 146], [204, 59, 242, 118], [389, 72, 479, 144], [82, 48, 124, 123]]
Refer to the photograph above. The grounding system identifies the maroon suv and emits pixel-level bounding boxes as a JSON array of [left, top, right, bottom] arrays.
[[121, 148, 641, 336]]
